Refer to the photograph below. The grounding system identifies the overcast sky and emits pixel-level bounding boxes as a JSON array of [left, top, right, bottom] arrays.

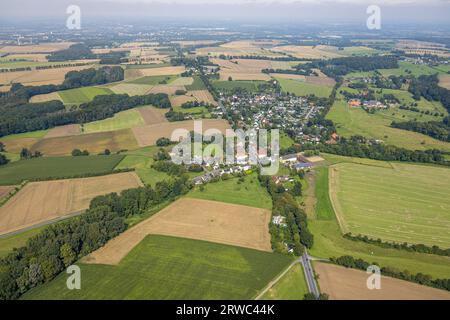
[[2, 0, 450, 25]]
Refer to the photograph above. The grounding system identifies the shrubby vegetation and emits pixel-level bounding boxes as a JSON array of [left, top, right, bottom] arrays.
[[0, 175, 192, 300], [156, 137, 172, 147], [330, 256, 450, 292], [72, 149, 90, 157], [20, 148, 42, 160], [152, 160, 186, 176], [165, 110, 187, 122], [0, 154, 8, 166], [181, 101, 212, 109]]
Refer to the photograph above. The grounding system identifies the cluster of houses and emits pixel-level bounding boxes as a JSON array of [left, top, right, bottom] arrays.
[[348, 99, 388, 110], [192, 164, 253, 185], [190, 151, 319, 186], [215, 92, 325, 142]]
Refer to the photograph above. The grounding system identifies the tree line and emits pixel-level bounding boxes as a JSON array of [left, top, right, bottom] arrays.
[[300, 136, 449, 166], [0, 175, 192, 300], [343, 233, 450, 257], [330, 256, 450, 292], [307, 55, 399, 79], [258, 171, 314, 256], [391, 118, 450, 142]]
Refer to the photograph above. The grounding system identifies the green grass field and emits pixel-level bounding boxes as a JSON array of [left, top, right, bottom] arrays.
[[330, 162, 450, 247], [185, 76, 207, 90], [260, 264, 308, 300], [327, 93, 450, 151], [308, 156, 450, 279], [0, 226, 46, 258], [0, 152, 20, 162], [114, 147, 171, 186], [0, 155, 124, 185], [1, 129, 49, 141], [378, 61, 446, 77], [23, 235, 292, 300], [58, 87, 113, 105], [280, 132, 295, 150], [212, 80, 266, 93], [83, 109, 145, 134], [187, 173, 272, 209], [129, 75, 178, 85], [276, 78, 332, 98], [314, 167, 334, 220], [173, 104, 210, 117]]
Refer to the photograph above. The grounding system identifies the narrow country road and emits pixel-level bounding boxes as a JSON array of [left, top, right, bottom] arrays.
[[255, 250, 322, 300], [301, 250, 320, 298]]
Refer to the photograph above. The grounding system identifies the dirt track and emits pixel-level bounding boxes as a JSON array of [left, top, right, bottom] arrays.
[[84, 198, 272, 265], [315, 262, 450, 300], [0, 172, 143, 236]]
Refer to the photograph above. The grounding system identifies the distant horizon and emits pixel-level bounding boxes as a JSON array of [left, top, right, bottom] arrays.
[[1, 0, 450, 26]]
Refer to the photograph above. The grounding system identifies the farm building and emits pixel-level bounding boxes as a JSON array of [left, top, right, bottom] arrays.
[[272, 215, 287, 227], [292, 162, 314, 171], [348, 99, 361, 107], [280, 154, 298, 164]]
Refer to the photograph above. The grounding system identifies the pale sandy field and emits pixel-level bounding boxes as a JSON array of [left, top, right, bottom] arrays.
[[0, 42, 75, 54], [315, 262, 450, 300], [44, 124, 81, 139], [138, 106, 168, 125], [131, 119, 231, 147], [0, 64, 95, 86], [84, 198, 272, 265], [0, 172, 143, 235]]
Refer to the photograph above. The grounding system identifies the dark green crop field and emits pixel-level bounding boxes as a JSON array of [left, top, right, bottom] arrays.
[[0, 155, 125, 185], [23, 235, 292, 300]]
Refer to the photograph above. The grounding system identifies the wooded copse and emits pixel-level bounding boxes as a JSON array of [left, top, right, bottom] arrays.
[[0, 93, 171, 137]]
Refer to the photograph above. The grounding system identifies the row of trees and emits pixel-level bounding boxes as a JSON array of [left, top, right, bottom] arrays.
[[331, 256, 450, 292], [343, 233, 450, 257], [310, 136, 448, 165], [308, 55, 399, 79], [0, 175, 192, 300], [392, 118, 450, 142], [258, 172, 314, 256]]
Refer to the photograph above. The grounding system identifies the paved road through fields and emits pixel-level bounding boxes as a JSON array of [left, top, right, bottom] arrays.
[[301, 251, 320, 298]]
